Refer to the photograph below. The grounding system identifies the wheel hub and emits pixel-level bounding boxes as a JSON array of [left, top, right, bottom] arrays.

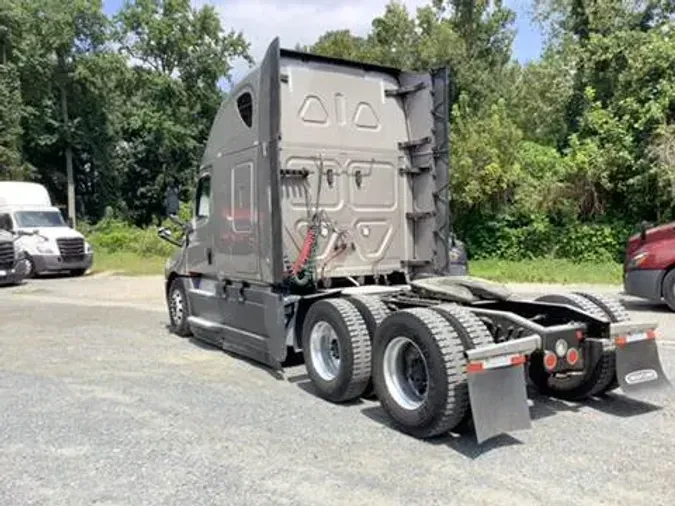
[[383, 336, 429, 410], [309, 320, 341, 381]]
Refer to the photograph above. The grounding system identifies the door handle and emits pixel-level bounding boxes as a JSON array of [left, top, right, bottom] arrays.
[[206, 248, 212, 265]]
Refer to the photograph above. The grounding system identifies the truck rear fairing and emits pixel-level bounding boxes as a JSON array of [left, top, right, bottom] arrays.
[[160, 37, 671, 445]]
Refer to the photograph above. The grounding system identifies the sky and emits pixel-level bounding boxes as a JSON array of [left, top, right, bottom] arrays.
[[103, 0, 544, 85]]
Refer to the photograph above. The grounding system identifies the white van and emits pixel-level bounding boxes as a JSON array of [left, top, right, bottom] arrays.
[[0, 181, 93, 277]]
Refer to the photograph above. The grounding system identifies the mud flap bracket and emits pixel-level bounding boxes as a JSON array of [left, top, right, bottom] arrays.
[[465, 335, 540, 444]]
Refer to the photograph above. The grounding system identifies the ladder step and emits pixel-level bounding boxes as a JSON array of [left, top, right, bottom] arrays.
[[399, 136, 432, 150], [406, 211, 436, 220], [399, 165, 432, 176], [385, 81, 428, 97], [401, 259, 432, 267]]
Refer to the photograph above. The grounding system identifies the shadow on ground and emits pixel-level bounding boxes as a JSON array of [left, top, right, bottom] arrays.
[[359, 405, 523, 459], [620, 298, 671, 314]]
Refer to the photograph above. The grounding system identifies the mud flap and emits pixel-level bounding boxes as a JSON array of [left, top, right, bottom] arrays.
[[466, 356, 532, 444], [614, 331, 672, 396], [464, 335, 540, 444]]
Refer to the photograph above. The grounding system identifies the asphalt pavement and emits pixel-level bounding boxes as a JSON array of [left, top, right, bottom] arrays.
[[1, 275, 674, 506]]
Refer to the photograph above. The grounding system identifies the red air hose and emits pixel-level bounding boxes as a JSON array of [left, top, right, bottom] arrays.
[[292, 228, 316, 275]]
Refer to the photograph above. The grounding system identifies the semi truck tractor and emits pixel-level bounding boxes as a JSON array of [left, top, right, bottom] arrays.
[[0, 181, 93, 277], [158, 38, 671, 443]]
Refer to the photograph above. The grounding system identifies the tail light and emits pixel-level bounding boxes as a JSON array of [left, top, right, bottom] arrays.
[[544, 351, 557, 371], [566, 348, 579, 366]]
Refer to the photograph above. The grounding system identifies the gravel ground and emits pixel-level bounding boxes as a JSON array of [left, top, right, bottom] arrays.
[[1, 275, 674, 506]]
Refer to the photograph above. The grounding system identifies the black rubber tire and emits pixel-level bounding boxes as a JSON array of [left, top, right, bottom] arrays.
[[167, 277, 192, 337], [70, 268, 87, 277], [372, 308, 468, 439], [662, 270, 675, 312], [528, 293, 613, 401], [24, 255, 36, 278], [431, 303, 494, 432], [574, 292, 631, 394], [301, 298, 372, 403], [347, 295, 391, 400]]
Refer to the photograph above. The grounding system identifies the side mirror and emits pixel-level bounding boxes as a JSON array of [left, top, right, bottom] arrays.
[[639, 221, 652, 241], [164, 186, 180, 217], [157, 226, 182, 247]]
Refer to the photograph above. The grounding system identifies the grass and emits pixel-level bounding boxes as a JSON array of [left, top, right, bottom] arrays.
[[89, 251, 624, 285], [470, 258, 623, 285], [90, 251, 166, 276]]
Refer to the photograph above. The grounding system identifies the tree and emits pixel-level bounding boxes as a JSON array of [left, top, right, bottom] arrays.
[[111, 0, 252, 225]]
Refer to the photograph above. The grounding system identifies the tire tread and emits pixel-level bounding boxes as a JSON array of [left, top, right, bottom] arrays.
[[403, 307, 469, 437], [315, 298, 372, 402]]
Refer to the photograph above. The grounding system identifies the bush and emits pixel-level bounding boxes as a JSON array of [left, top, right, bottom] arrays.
[[459, 212, 632, 263], [81, 201, 193, 258]]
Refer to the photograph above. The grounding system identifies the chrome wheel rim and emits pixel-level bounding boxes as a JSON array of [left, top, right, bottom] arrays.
[[309, 321, 341, 381], [383, 336, 429, 410], [170, 288, 185, 326]]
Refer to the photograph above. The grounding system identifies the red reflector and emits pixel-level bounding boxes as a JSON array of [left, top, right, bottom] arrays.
[[566, 348, 579, 365], [544, 351, 557, 371], [510, 355, 526, 366], [616, 336, 627, 348], [467, 362, 484, 373], [575, 330, 584, 341], [647, 329, 656, 340]]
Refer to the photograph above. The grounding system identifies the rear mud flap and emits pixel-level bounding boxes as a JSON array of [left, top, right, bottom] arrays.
[[467, 362, 531, 444], [615, 336, 672, 396]]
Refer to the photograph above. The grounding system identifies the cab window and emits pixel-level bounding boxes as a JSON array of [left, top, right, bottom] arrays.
[[195, 175, 211, 219]]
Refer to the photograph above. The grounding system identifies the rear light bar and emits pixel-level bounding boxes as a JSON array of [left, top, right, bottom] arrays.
[[467, 353, 526, 374]]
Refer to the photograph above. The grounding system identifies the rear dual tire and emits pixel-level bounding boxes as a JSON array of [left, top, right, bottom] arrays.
[[301, 299, 491, 439], [346, 295, 391, 400], [372, 308, 469, 439], [528, 292, 630, 401], [301, 298, 372, 403], [372, 305, 492, 439]]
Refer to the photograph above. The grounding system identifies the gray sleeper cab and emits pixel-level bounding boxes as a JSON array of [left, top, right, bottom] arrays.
[[161, 38, 671, 444]]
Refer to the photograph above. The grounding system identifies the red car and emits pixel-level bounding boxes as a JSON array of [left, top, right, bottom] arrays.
[[624, 220, 675, 310]]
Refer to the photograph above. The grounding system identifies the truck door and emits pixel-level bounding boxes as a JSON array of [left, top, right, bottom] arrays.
[[185, 171, 219, 322]]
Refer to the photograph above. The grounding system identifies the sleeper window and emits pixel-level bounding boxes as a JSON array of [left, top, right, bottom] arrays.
[[237, 92, 253, 128], [195, 175, 211, 219]]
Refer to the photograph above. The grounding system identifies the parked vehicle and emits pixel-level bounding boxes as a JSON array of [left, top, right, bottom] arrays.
[[0, 228, 35, 286], [159, 38, 671, 444], [0, 181, 93, 277], [624, 220, 675, 310]]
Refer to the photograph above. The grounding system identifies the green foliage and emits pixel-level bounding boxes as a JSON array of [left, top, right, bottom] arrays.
[[2, 0, 675, 266], [461, 212, 633, 263], [81, 200, 192, 258], [471, 258, 623, 284], [0, 0, 251, 227]]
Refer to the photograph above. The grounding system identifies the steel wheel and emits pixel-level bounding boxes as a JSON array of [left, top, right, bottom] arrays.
[[170, 287, 186, 327], [383, 336, 429, 410], [309, 321, 342, 381], [301, 298, 371, 403]]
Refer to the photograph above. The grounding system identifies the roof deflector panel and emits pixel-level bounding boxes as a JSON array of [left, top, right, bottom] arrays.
[[279, 48, 402, 77]]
